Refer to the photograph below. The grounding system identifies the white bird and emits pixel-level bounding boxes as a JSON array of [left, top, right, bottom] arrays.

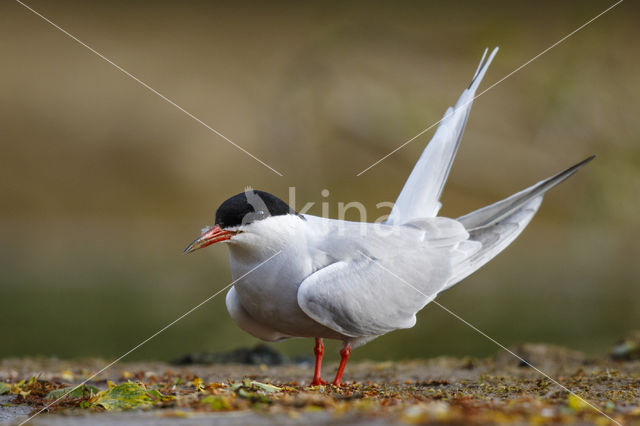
[[185, 47, 593, 386]]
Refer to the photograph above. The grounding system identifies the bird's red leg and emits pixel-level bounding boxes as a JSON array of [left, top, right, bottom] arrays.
[[332, 342, 352, 386], [310, 337, 326, 386]]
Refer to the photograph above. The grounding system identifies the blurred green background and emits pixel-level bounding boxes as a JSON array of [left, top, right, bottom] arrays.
[[1, 1, 638, 363]]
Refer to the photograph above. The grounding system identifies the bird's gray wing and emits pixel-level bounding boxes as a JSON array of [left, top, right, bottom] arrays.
[[297, 219, 478, 338], [387, 47, 498, 224]]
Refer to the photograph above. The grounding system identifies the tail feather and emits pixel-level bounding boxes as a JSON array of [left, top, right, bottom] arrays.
[[457, 156, 595, 231], [444, 156, 594, 290]]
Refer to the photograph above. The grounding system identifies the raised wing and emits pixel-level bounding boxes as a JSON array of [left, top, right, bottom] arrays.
[[387, 47, 498, 225], [297, 217, 480, 338]]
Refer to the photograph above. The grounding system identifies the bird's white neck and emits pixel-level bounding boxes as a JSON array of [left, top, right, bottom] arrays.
[[226, 214, 308, 265]]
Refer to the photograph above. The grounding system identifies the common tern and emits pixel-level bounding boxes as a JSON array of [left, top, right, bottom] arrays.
[[185, 47, 593, 386]]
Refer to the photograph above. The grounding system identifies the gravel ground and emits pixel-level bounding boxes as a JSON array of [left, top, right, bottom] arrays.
[[1, 344, 639, 425]]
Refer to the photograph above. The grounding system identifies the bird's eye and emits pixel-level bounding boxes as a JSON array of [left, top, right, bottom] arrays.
[[257, 210, 265, 215]]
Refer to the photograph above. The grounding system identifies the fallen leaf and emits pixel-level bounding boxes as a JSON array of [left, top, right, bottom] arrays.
[[205, 382, 226, 392], [0, 383, 10, 395], [250, 381, 281, 393], [46, 384, 99, 400], [201, 395, 231, 411], [229, 379, 281, 404], [92, 382, 165, 411], [191, 377, 205, 392], [10, 379, 26, 394], [568, 394, 591, 412]]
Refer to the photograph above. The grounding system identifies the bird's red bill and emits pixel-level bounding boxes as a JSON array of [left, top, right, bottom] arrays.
[[184, 225, 236, 254]]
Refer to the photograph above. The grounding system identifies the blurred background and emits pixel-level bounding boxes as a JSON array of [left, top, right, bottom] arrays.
[[1, 0, 638, 363]]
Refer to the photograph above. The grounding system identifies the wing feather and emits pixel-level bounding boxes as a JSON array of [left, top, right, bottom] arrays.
[[445, 156, 595, 290], [387, 47, 498, 224], [297, 218, 470, 338], [458, 156, 594, 231]]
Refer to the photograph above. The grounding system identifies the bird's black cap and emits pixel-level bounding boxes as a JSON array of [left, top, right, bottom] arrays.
[[215, 190, 298, 228]]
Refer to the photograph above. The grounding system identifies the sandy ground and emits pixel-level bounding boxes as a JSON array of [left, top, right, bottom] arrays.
[[1, 344, 639, 425]]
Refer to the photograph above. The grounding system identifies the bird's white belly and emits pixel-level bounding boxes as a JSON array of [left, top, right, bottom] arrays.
[[228, 250, 343, 340]]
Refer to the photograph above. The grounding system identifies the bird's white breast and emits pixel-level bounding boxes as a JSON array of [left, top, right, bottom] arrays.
[[226, 215, 343, 339]]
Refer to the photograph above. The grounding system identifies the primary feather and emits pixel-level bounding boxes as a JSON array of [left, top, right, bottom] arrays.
[[387, 47, 499, 224]]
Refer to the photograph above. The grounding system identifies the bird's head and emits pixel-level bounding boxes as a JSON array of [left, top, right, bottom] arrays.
[[184, 189, 299, 254]]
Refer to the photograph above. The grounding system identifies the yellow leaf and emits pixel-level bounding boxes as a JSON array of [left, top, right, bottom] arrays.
[[205, 382, 226, 392], [60, 370, 74, 381], [93, 382, 164, 411], [191, 377, 205, 392], [201, 395, 231, 411], [568, 394, 591, 411]]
